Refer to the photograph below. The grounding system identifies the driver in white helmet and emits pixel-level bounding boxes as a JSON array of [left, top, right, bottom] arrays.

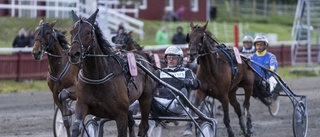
[[240, 36, 255, 57], [250, 35, 280, 96], [148, 46, 200, 137]]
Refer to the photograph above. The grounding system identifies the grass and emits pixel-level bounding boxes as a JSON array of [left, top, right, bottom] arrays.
[[0, 17, 294, 47], [0, 80, 49, 93]]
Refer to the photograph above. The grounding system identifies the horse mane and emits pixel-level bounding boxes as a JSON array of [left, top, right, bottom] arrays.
[[53, 29, 69, 49], [93, 22, 114, 54]]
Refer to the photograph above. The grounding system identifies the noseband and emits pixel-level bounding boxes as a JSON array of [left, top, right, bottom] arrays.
[[71, 18, 95, 59]]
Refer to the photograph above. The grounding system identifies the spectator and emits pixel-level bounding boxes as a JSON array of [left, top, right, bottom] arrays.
[[12, 27, 29, 48], [163, 9, 178, 21], [240, 36, 255, 57], [27, 29, 35, 47], [176, 5, 185, 21], [118, 22, 125, 33], [155, 25, 169, 45], [172, 26, 186, 45]]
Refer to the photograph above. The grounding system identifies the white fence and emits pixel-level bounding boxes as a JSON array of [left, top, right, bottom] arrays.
[[0, 0, 144, 40]]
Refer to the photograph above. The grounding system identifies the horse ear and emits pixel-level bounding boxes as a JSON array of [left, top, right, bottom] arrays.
[[202, 21, 208, 30], [190, 22, 194, 30], [39, 18, 44, 25], [87, 9, 99, 25], [50, 20, 57, 27], [186, 33, 190, 43], [128, 31, 133, 35], [71, 10, 79, 23]]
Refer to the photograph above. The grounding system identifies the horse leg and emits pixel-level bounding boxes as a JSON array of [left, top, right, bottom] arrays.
[[137, 96, 152, 137], [228, 88, 247, 136], [219, 95, 235, 137], [58, 89, 74, 137], [184, 89, 206, 135], [115, 111, 129, 137], [128, 110, 136, 137], [243, 85, 254, 136], [71, 101, 88, 137]]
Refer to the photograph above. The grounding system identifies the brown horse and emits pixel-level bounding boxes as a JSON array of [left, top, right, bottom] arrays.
[[112, 30, 166, 68], [186, 21, 255, 137], [68, 10, 157, 137], [31, 19, 79, 137]]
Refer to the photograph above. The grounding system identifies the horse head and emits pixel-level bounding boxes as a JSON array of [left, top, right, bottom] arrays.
[[186, 21, 209, 61], [112, 30, 135, 50], [32, 19, 58, 60], [68, 9, 99, 64]]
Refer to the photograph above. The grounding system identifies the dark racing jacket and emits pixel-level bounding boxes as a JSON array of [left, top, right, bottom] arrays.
[[155, 66, 200, 99]]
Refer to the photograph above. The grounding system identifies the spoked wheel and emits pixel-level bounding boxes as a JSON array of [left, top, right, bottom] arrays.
[[81, 119, 99, 137], [292, 101, 308, 137], [196, 122, 216, 137], [199, 97, 215, 118], [53, 101, 76, 137], [268, 93, 280, 116]]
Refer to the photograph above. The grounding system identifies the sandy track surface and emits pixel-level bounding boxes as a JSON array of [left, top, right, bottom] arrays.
[[0, 77, 319, 137]]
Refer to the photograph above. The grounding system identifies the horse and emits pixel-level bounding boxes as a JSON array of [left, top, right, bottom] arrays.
[[68, 9, 157, 137], [186, 21, 255, 137], [111, 30, 166, 69], [31, 19, 79, 137]]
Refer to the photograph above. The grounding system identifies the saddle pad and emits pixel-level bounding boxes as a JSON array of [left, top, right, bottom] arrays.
[[233, 47, 242, 64], [127, 52, 138, 76], [154, 53, 161, 68]]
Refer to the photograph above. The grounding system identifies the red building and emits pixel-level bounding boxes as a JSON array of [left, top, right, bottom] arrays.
[[138, 0, 210, 21]]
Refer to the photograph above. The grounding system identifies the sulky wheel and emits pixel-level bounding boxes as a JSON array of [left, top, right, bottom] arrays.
[[199, 97, 216, 119], [292, 101, 308, 137], [53, 101, 75, 137], [196, 122, 216, 137], [81, 118, 99, 137], [268, 92, 280, 116]]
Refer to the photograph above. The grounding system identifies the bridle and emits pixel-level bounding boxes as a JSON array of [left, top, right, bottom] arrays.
[[114, 32, 133, 49], [34, 23, 61, 57], [188, 27, 220, 59], [71, 18, 98, 60]]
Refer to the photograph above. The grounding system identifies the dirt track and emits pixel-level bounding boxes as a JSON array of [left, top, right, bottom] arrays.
[[0, 77, 319, 137]]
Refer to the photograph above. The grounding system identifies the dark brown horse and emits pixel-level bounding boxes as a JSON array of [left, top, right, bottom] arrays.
[[68, 10, 157, 137], [31, 19, 79, 137], [186, 21, 255, 137], [112, 30, 166, 68]]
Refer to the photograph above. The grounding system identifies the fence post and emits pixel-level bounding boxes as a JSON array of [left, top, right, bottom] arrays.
[[16, 51, 22, 81]]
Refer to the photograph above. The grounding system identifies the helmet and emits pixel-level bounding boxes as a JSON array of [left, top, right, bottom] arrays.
[[253, 35, 269, 47], [243, 36, 253, 43], [164, 46, 183, 58]]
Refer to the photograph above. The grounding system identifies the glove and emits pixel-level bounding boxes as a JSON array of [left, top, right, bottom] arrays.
[[182, 79, 191, 85]]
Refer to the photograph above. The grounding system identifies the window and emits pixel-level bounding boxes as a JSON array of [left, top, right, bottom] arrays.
[[165, 0, 173, 12], [139, 0, 147, 9], [190, 0, 198, 12]]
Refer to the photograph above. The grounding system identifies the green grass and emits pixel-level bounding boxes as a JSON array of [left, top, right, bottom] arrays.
[[0, 80, 49, 93], [0, 17, 294, 47]]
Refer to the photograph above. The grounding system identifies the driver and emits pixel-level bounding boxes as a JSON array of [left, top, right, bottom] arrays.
[[240, 35, 255, 57], [250, 35, 280, 96], [148, 45, 200, 136]]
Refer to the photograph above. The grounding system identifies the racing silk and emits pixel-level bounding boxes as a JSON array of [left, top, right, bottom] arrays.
[[240, 46, 255, 57], [250, 50, 278, 79], [155, 66, 200, 99]]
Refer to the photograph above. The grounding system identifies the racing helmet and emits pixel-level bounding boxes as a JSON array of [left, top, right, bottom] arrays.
[[164, 46, 184, 60], [253, 35, 269, 47], [243, 36, 253, 43]]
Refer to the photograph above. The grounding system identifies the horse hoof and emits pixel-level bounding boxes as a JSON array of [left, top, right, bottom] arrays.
[[183, 129, 193, 136], [247, 126, 254, 135]]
